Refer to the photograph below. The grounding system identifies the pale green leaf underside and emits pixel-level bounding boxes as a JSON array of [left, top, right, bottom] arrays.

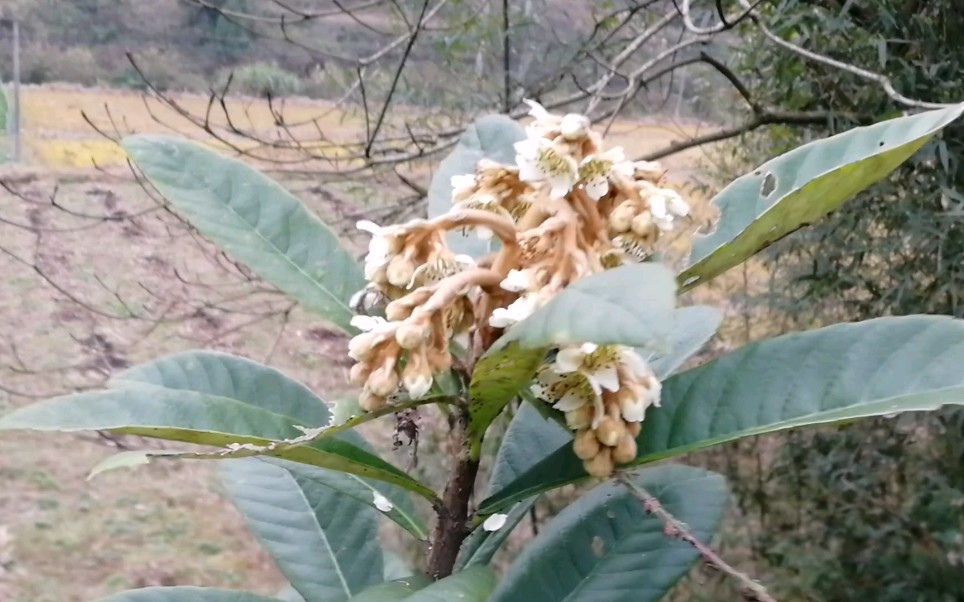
[[682, 103, 964, 289], [648, 305, 722, 379], [490, 465, 727, 602], [97, 587, 283, 602], [402, 566, 496, 602], [427, 115, 526, 257], [219, 458, 383, 602], [123, 135, 365, 332], [481, 315, 964, 513], [468, 263, 677, 447], [0, 352, 434, 500]]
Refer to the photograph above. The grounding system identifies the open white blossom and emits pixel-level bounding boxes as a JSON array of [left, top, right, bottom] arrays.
[[500, 269, 532, 293], [649, 189, 691, 231], [482, 513, 508, 532], [372, 491, 394, 512], [489, 294, 538, 328], [579, 147, 635, 201], [553, 343, 622, 394], [515, 138, 579, 199], [357, 220, 397, 279], [524, 99, 590, 140]]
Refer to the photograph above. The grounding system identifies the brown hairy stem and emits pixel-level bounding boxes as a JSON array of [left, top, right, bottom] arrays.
[[426, 406, 480, 579]]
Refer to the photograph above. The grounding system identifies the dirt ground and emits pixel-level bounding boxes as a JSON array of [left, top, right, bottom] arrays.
[[0, 85, 729, 601]]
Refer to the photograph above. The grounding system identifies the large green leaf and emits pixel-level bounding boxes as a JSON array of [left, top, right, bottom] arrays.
[[456, 496, 537, 569], [349, 576, 432, 601], [98, 587, 283, 602], [219, 458, 382, 602], [467, 263, 677, 452], [490, 465, 727, 602], [427, 115, 526, 256], [648, 305, 722, 379], [680, 103, 964, 289], [402, 566, 496, 602], [486, 403, 569, 497], [261, 458, 428, 540], [0, 352, 434, 500], [481, 315, 964, 513], [123, 135, 364, 332]]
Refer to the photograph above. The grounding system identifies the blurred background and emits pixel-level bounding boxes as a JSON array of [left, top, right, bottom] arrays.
[[0, 1, 961, 600]]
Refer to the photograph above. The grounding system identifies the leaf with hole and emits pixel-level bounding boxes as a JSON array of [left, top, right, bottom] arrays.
[[681, 103, 964, 289], [123, 135, 365, 332], [489, 465, 727, 602], [481, 315, 964, 513]]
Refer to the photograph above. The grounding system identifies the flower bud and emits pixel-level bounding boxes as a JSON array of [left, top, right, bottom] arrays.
[[618, 389, 646, 423], [348, 332, 378, 362], [573, 429, 601, 460], [565, 405, 593, 430], [349, 362, 371, 386], [612, 434, 638, 464], [395, 320, 430, 350], [402, 351, 433, 399], [583, 448, 614, 477], [608, 201, 636, 233], [595, 416, 624, 447], [627, 421, 642, 437], [426, 346, 453, 373], [387, 254, 416, 288], [367, 362, 399, 397], [560, 113, 591, 140], [359, 388, 387, 411], [631, 212, 656, 237], [385, 301, 413, 321]]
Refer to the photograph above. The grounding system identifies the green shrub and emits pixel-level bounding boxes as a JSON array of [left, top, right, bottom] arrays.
[[217, 61, 303, 98]]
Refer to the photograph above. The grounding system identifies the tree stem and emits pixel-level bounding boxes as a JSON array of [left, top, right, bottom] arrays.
[[426, 408, 480, 579]]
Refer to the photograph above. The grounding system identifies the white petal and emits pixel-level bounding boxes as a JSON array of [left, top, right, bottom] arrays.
[[523, 98, 551, 121], [612, 160, 635, 179], [483, 513, 508, 532], [554, 347, 585, 374], [593, 364, 621, 392], [664, 190, 690, 217], [560, 113, 590, 140], [649, 194, 669, 219], [549, 176, 574, 199], [500, 269, 531, 293], [514, 138, 541, 160], [453, 254, 476, 268], [553, 389, 588, 412], [584, 176, 609, 201], [450, 174, 477, 193], [476, 226, 494, 240], [356, 220, 383, 235], [372, 491, 394, 512], [619, 396, 646, 422], [351, 315, 387, 332], [601, 147, 626, 162], [489, 308, 517, 328], [405, 374, 433, 399], [619, 347, 652, 378], [580, 343, 599, 354]]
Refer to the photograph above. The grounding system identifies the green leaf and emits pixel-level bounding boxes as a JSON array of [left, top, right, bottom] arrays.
[[456, 496, 536, 569], [681, 103, 964, 289], [467, 263, 677, 452], [648, 305, 722, 379], [219, 458, 382, 602], [481, 315, 964, 513], [427, 115, 526, 256], [490, 465, 727, 602], [402, 567, 497, 602], [0, 352, 435, 501], [123, 135, 365, 332], [261, 458, 428, 540], [350, 576, 431, 601], [486, 403, 569, 497], [98, 587, 283, 602]]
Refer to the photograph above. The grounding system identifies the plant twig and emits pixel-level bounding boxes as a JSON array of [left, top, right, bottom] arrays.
[[426, 405, 480, 579], [620, 474, 778, 602]]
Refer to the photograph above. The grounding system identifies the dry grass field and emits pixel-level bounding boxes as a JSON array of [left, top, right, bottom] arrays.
[[0, 84, 737, 601]]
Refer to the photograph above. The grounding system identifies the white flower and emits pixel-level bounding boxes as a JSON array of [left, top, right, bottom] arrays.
[[372, 491, 394, 512], [649, 189, 690, 231], [579, 147, 635, 201], [357, 219, 396, 279], [552, 343, 622, 394], [450, 174, 477, 201], [514, 138, 578, 199], [616, 349, 661, 422], [500, 269, 532, 293], [531, 369, 600, 414], [523, 99, 590, 140], [489, 294, 538, 328], [483, 513, 508, 532], [559, 113, 591, 140]]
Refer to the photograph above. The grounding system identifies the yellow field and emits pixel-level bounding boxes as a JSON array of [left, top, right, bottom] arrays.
[[14, 85, 709, 173]]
